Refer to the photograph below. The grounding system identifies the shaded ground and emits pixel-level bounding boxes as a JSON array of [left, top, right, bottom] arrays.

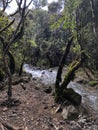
[[0, 71, 98, 130]]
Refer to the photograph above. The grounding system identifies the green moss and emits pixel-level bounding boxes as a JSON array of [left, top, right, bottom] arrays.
[[89, 80, 98, 86]]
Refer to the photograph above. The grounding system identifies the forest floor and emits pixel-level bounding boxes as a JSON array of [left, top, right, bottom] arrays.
[[0, 71, 98, 130]]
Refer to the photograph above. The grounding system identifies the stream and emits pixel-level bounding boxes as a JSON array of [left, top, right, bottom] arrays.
[[24, 64, 98, 114]]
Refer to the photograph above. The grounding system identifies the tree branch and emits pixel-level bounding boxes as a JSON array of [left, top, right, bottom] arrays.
[[55, 37, 73, 89], [0, 19, 15, 34], [4, 0, 32, 54]]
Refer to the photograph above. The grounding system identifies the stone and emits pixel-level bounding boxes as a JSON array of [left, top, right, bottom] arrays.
[[44, 86, 52, 94], [42, 71, 45, 74], [63, 88, 82, 106], [62, 105, 79, 120], [2, 107, 8, 111]]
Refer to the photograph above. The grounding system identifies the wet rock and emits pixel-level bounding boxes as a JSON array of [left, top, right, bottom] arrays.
[[63, 88, 82, 105], [42, 71, 45, 74], [62, 105, 79, 120], [49, 69, 53, 72], [32, 77, 37, 80]]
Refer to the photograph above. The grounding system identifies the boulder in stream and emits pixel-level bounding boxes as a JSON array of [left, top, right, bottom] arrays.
[[63, 88, 82, 106]]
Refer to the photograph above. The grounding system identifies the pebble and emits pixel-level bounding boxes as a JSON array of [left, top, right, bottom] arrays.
[[2, 107, 8, 111]]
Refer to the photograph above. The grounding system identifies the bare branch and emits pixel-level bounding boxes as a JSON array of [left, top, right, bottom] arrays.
[[26, 0, 32, 8], [0, 19, 15, 33], [9, 0, 32, 17], [1, 0, 12, 12], [4, 0, 27, 54], [9, 10, 19, 17], [16, 0, 23, 14]]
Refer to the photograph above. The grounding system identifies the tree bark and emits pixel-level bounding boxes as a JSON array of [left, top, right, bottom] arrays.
[[55, 37, 73, 89], [55, 37, 73, 102], [8, 51, 15, 74], [19, 54, 25, 76], [3, 53, 12, 100], [55, 47, 85, 102]]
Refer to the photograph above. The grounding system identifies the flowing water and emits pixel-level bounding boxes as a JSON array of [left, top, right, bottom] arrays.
[[24, 64, 98, 113], [68, 82, 98, 112], [24, 64, 57, 84]]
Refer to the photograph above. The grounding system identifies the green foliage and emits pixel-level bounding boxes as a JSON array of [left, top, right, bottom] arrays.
[[0, 14, 14, 79], [0, 15, 13, 40], [29, 40, 37, 47], [76, 0, 98, 71]]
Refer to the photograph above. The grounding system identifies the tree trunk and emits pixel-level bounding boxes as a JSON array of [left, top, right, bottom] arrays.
[[0, 37, 12, 101], [55, 37, 73, 102], [55, 37, 73, 89], [55, 47, 85, 102], [19, 54, 25, 76], [3, 53, 12, 101], [8, 51, 15, 75]]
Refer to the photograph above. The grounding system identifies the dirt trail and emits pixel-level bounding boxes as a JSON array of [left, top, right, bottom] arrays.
[[0, 79, 98, 130], [0, 81, 70, 130]]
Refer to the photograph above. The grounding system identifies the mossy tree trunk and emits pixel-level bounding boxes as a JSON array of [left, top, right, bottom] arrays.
[[55, 37, 85, 102]]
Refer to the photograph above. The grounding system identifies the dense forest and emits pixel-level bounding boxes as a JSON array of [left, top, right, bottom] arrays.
[[0, 0, 98, 130]]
